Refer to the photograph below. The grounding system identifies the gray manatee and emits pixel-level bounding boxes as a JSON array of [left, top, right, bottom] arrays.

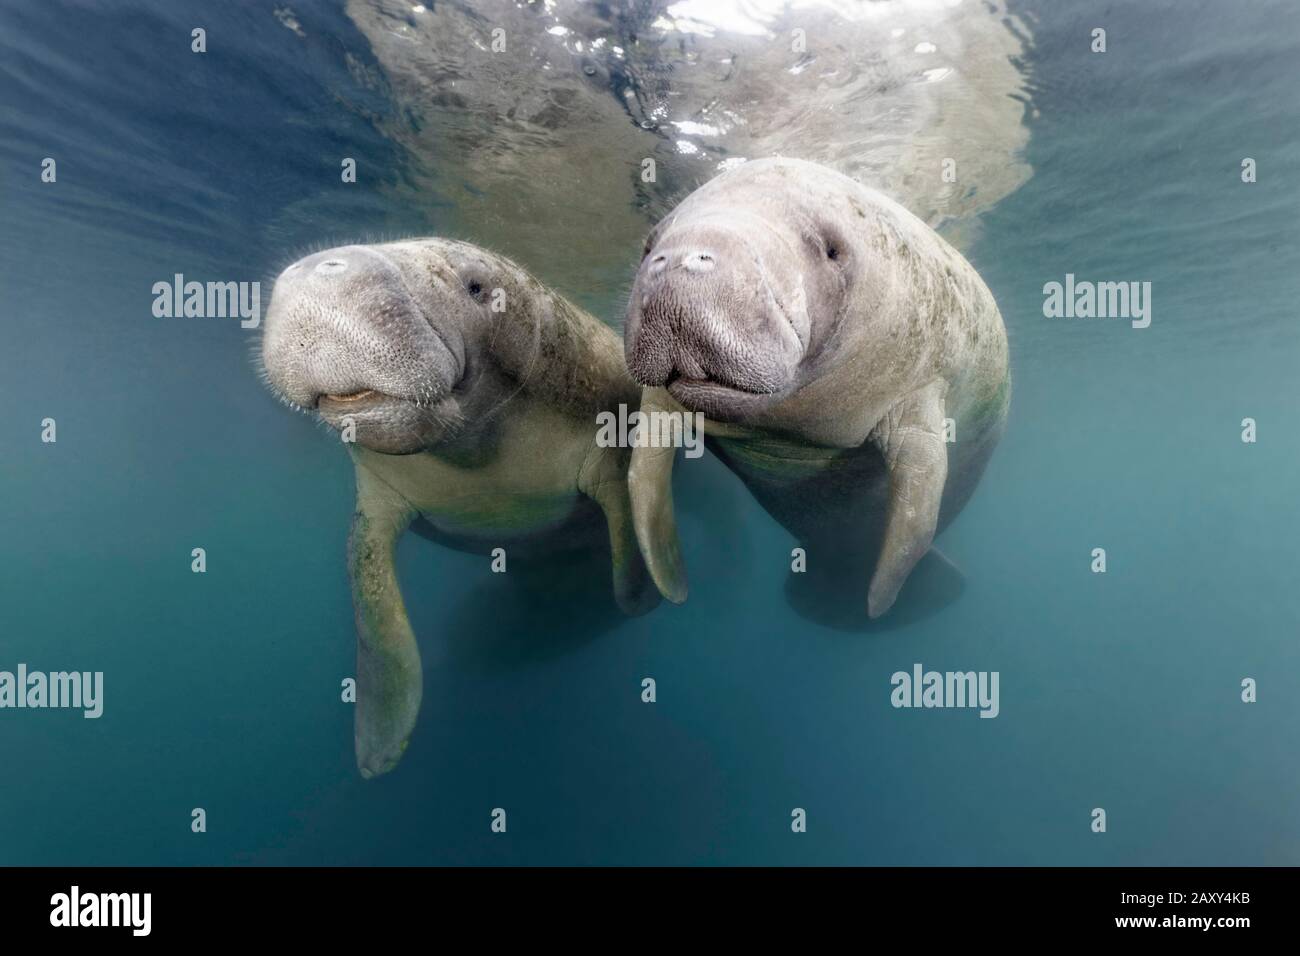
[[623, 158, 1010, 619], [261, 238, 659, 777]]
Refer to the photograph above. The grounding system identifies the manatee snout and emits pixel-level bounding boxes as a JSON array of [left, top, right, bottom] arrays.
[[625, 218, 808, 421], [261, 245, 465, 454]]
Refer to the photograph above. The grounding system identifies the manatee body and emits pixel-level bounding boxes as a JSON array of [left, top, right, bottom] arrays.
[[261, 238, 657, 777], [623, 158, 1010, 618]]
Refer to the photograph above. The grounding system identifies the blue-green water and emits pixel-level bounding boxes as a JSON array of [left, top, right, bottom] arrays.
[[1, 0, 1297, 865]]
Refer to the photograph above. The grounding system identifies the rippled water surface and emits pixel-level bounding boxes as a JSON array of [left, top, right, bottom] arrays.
[[1, 0, 1297, 864]]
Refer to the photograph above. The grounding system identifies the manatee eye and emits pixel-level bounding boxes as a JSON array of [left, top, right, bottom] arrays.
[[467, 280, 483, 297], [826, 244, 840, 261], [641, 228, 660, 261]]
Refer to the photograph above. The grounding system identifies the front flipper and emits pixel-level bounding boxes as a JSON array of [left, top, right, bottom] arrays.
[[580, 444, 661, 616], [867, 380, 949, 618], [627, 387, 688, 604], [349, 464, 418, 778]]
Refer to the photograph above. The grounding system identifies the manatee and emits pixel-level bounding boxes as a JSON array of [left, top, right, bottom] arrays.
[[623, 158, 1010, 619], [260, 238, 660, 777]]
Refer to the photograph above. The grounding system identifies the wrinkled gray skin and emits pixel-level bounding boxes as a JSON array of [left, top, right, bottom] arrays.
[[624, 158, 1010, 618], [262, 239, 658, 777]]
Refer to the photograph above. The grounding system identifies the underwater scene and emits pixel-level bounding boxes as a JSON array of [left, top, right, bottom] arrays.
[[1, 0, 1297, 866]]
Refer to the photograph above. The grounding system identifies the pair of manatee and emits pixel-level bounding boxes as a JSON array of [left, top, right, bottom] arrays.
[[260, 159, 1010, 777]]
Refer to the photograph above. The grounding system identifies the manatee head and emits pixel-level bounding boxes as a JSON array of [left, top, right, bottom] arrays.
[[624, 158, 858, 423], [261, 240, 504, 454]]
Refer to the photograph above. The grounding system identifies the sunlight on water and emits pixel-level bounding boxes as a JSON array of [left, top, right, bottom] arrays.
[[344, 0, 1031, 305]]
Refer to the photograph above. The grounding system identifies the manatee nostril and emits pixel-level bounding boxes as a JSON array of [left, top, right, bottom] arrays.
[[315, 259, 348, 276], [681, 250, 717, 274]]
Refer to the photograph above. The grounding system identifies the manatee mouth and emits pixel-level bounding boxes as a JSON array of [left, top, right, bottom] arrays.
[[666, 375, 784, 423], [320, 389, 377, 404], [312, 389, 462, 454], [316, 389, 393, 418]]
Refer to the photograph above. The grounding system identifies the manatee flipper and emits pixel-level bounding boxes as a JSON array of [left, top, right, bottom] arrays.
[[867, 379, 949, 618], [579, 444, 661, 616], [349, 463, 419, 778], [627, 387, 688, 603]]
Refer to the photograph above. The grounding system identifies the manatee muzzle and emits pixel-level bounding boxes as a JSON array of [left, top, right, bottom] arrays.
[[625, 223, 807, 420], [261, 246, 465, 452]]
